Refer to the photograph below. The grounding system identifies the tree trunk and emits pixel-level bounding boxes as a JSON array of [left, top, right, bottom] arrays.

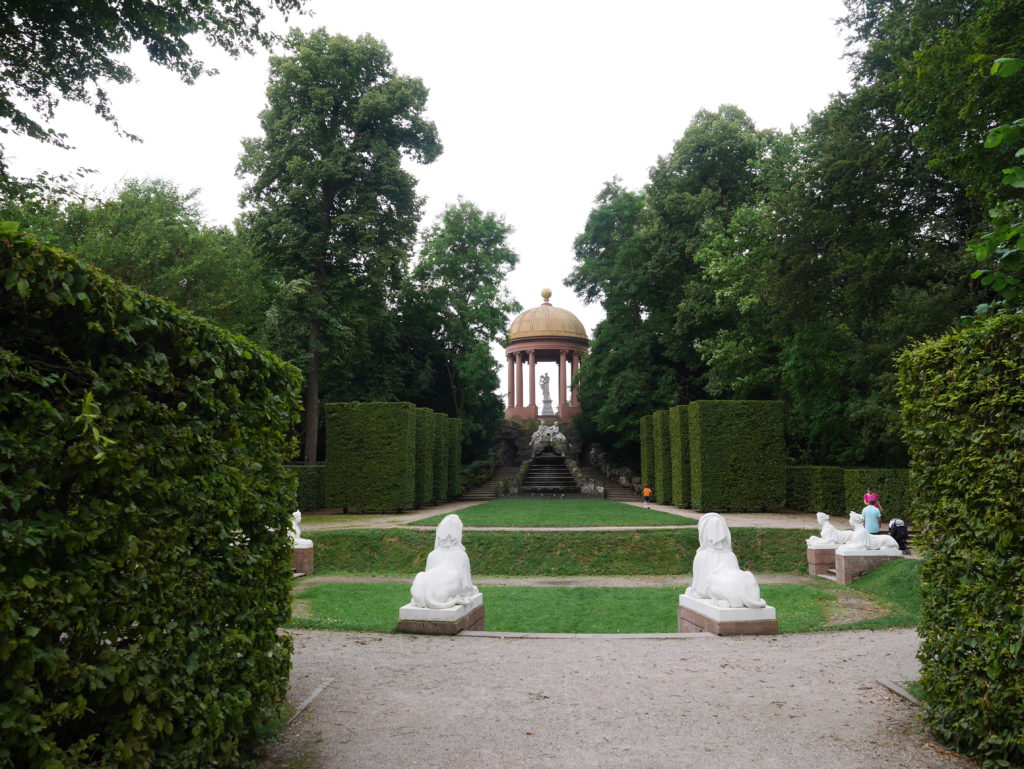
[[303, 276, 322, 465]]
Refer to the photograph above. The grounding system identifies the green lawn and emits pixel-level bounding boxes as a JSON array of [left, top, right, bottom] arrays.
[[289, 563, 920, 635], [412, 499, 692, 527]]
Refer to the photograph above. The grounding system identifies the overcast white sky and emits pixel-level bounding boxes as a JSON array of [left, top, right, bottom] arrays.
[[7, 0, 853, 391]]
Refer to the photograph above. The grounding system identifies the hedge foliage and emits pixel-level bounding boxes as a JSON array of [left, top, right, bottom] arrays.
[[652, 409, 673, 504], [898, 312, 1024, 767], [843, 468, 910, 521], [324, 402, 416, 512], [786, 466, 845, 515], [639, 414, 654, 490], [689, 400, 786, 512], [414, 407, 434, 507], [447, 418, 462, 498], [431, 412, 448, 504], [290, 463, 325, 511], [668, 405, 690, 509], [0, 227, 301, 769]]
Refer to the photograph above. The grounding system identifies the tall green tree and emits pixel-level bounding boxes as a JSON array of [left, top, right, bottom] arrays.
[[398, 200, 521, 458], [0, 0, 303, 189], [237, 29, 441, 463]]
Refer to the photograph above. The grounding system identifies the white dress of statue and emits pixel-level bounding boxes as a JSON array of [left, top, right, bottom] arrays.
[[539, 372, 554, 416], [684, 513, 767, 609], [410, 514, 480, 609], [806, 511, 854, 547], [838, 512, 900, 552], [290, 510, 313, 548]]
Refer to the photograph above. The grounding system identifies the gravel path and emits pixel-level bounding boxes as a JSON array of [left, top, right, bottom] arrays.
[[258, 628, 977, 769]]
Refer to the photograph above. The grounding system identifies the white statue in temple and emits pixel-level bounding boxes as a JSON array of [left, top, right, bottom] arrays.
[[410, 514, 480, 609], [837, 511, 900, 552], [539, 372, 551, 401], [806, 511, 854, 547], [289, 510, 313, 548], [685, 513, 767, 609]]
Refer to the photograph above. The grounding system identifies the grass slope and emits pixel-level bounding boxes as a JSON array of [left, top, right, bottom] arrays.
[[412, 499, 692, 527]]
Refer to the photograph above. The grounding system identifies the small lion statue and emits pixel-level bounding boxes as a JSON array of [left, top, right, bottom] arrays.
[[838, 512, 900, 552], [806, 511, 854, 547], [410, 514, 480, 609], [685, 513, 767, 609]]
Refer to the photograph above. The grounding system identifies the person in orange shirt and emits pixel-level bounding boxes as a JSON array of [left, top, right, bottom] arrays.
[[642, 486, 652, 508]]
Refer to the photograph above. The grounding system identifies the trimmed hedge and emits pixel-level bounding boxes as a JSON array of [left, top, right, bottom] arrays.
[[689, 400, 786, 512], [290, 463, 325, 511], [652, 409, 672, 504], [786, 466, 845, 515], [324, 402, 416, 512], [432, 411, 448, 504], [447, 417, 462, 497], [414, 407, 434, 507], [843, 468, 910, 521], [1, 227, 301, 769], [639, 414, 654, 490], [668, 405, 690, 508], [898, 312, 1024, 767]]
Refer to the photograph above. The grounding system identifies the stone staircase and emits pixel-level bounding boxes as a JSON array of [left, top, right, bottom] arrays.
[[521, 454, 579, 495], [578, 466, 639, 502], [459, 465, 519, 502]]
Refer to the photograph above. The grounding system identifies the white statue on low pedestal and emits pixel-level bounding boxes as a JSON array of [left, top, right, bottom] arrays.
[[837, 512, 900, 553], [684, 513, 767, 609], [806, 511, 854, 547], [290, 510, 313, 548], [410, 514, 480, 609]]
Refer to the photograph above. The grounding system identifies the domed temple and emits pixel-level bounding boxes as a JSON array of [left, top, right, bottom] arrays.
[[504, 289, 589, 422]]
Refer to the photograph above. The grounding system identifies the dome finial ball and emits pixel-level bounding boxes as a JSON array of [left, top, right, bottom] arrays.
[[541, 288, 552, 302]]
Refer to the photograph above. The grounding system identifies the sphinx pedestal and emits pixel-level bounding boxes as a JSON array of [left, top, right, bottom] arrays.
[[678, 594, 778, 636], [291, 544, 314, 575], [397, 593, 485, 635], [806, 543, 837, 577], [834, 549, 902, 585]]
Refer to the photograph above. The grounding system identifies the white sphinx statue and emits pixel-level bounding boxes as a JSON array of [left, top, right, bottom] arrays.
[[806, 511, 854, 547], [410, 514, 480, 609], [289, 510, 313, 548], [837, 512, 900, 553], [684, 513, 767, 609]]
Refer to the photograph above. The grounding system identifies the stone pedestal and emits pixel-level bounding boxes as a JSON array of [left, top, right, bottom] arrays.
[[397, 593, 485, 635], [806, 544, 837, 576], [540, 398, 554, 416], [677, 594, 778, 636], [291, 544, 313, 575], [834, 549, 902, 585]]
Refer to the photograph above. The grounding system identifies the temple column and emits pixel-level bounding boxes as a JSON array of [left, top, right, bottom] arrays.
[[570, 350, 580, 406], [506, 353, 515, 410], [557, 349, 567, 415], [515, 352, 524, 409], [528, 350, 536, 408]]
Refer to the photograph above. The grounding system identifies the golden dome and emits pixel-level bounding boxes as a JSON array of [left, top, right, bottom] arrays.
[[508, 289, 588, 342]]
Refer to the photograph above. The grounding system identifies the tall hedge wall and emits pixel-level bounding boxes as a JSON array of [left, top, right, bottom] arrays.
[[640, 414, 654, 490], [843, 468, 910, 521], [324, 402, 416, 512], [289, 463, 325, 511], [1, 228, 301, 769], [689, 400, 786, 512], [447, 417, 462, 498], [786, 466, 845, 515], [668, 405, 690, 508], [414, 407, 435, 507], [898, 312, 1024, 767], [432, 411, 449, 504], [652, 409, 673, 504]]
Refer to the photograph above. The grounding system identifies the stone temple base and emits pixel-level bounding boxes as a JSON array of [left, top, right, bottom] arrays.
[[291, 545, 313, 575], [806, 544, 837, 576], [397, 593, 485, 635], [678, 594, 778, 636], [835, 549, 902, 585]]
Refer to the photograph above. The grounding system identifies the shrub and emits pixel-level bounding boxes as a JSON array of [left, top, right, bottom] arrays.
[[290, 463, 325, 511], [689, 400, 786, 512], [414, 407, 435, 507], [323, 402, 416, 512], [639, 414, 654, 490], [843, 468, 910, 521], [786, 466, 845, 515], [0, 227, 301, 769], [898, 311, 1024, 767], [668, 405, 690, 508], [652, 409, 672, 504], [447, 418, 462, 497], [432, 412, 448, 504]]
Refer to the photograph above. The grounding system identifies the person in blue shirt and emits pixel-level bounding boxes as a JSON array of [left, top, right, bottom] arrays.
[[861, 503, 882, 534]]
